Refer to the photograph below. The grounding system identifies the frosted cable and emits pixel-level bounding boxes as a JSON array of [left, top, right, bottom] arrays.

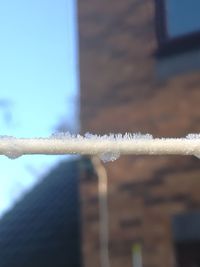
[[0, 133, 200, 162]]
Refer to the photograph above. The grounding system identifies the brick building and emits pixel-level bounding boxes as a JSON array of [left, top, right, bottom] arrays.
[[78, 1, 200, 267]]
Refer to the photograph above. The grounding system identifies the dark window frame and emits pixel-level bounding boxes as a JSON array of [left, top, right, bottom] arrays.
[[155, 0, 200, 58]]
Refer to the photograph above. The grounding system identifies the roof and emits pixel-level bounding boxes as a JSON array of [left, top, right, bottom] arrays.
[[0, 159, 82, 267]]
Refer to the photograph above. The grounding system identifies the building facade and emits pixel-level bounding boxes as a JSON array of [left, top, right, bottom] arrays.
[[78, 1, 200, 267]]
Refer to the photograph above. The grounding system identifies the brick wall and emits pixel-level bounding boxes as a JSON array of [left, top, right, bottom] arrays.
[[78, 1, 200, 267]]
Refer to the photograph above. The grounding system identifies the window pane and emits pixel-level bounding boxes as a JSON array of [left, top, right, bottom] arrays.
[[166, 0, 200, 38]]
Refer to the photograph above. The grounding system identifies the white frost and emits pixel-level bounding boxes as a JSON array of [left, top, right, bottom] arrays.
[[4, 150, 22, 160], [0, 132, 200, 162], [186, 133, 200, 139], [0, 136, 22, 159], [185, 134, 200, 159], [99, 151, 121, 163]]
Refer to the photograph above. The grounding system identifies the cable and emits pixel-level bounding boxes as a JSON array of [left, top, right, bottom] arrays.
[[0, 134, 199, 160]]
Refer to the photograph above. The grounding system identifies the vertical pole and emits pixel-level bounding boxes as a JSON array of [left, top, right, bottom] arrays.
[[132, 244, 142, 267], [91, 157, 110, 267]]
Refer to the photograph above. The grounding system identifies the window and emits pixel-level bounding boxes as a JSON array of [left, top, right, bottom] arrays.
[[155, 0, 200, 57], [172, 212, 200, 267], [167, 0, 200, 39], [175, 242, 200, 267]]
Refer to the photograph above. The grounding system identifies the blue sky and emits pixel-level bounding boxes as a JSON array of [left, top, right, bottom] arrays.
[[0, 0, 78, 215], [166, 0, 200, 38]]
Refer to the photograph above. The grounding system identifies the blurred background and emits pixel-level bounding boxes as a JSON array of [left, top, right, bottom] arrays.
[[1, 1, 200, 267], [0, 0, 78, 215]]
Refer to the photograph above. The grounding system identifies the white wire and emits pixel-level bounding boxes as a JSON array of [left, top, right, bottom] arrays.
[[0, 134, 200, 159]]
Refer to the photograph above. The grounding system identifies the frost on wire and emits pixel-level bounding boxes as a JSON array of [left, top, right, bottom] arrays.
[[52, 132, 153, 162], [0, 132, 200, 162]]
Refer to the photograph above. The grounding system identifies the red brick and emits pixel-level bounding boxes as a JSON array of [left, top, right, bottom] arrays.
[[78, 0, 200, 266]]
